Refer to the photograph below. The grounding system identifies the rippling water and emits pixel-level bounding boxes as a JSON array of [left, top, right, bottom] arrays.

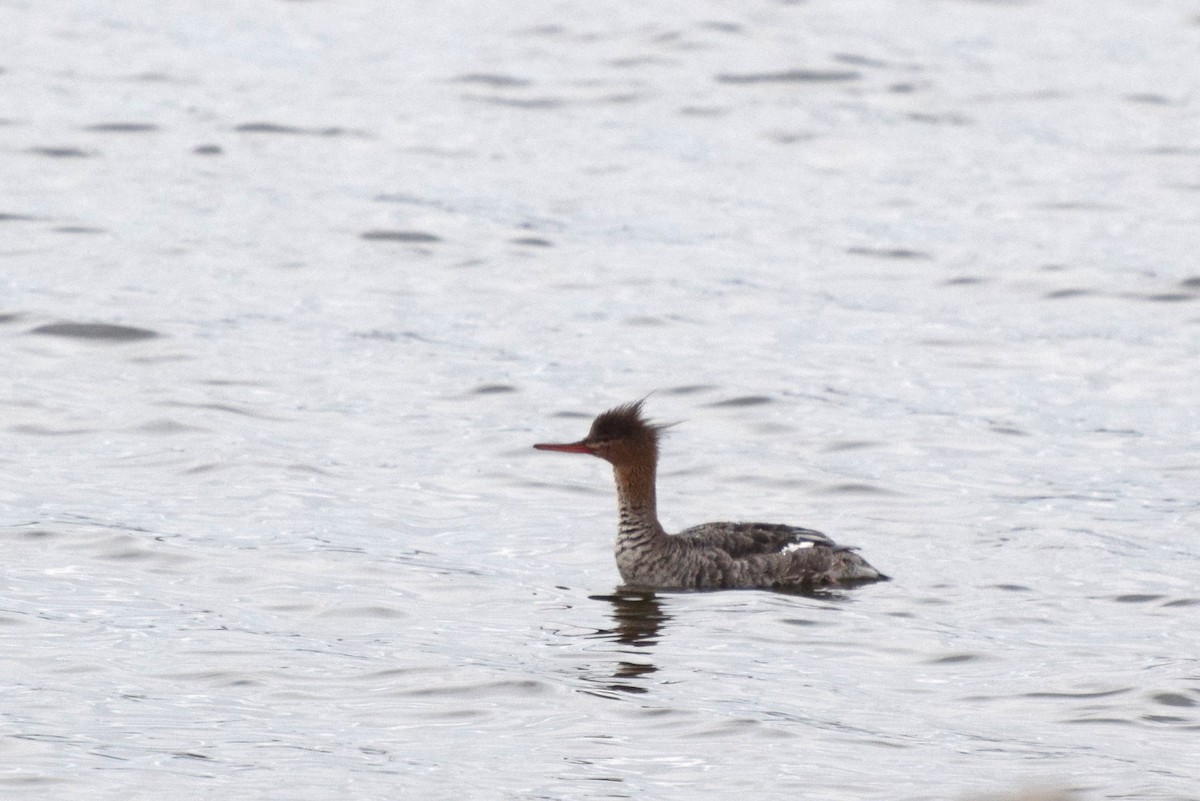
[[4, 2, 1198, 799]]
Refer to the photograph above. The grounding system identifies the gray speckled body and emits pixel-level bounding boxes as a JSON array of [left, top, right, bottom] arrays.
[[536, 400, 887, 591], [616, 514, 883, 590]]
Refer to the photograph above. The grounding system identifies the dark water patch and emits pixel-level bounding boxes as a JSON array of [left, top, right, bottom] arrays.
[[1037, 200, 1121, 211], [990, 425, 1028, 435], [127, 72, 180, 83], [649, 29, 685, 45], [609, 55, 676, 68], [27, 146, 95, 158], [84, 122, 158, 133], [0, 212, 41, 222], [161, 400, 283, 420], [1142, 714, 1190, 724], [994, 583, 1033, 592], [200, 378, 271, 387], [360, 229, 441, 243], [473, 384, 517, 394], [822, 440, 878, 452], [928, 653, 983, 664], [136, 419, 207, 434], [453, 73, 532, 88], [1125, 93, 1174, 105], [157, 669, 263, 686], [833, 53, 891, 68], [517, 24, 567, 37], [316, 605, 406, 619], [1150, 692, 1195, 708], [943, 276, 989, 286], [550, 409, 597, 419], [664, 384, 716, 395], [819, 482, 891, 495], [698, 20, 742, 34], [0, 312, 25, 323], [1006, 494, 1113, 506], [765, 130, 816, 144], [680, 106, 727, 117], [374, 193, 453, 208], [234, 122, 359, 137], [462, 95, 565, 109], [183, 463, 222, 475], [130, 354, 191, 367], [53, 226, 105, 234], [13, 527, 54, 541], [1112, 593, 1164, 603], [706, 395, 773, 407], [908, 112, 972, 125], [847, 246, 932, 259], [780, 617, 823, 627], [1045, 288, 1092, 299], [288, 463, 331, 476], [353, 329, 430, 343], [1131, 292, 1196, 303], [1163, 597, 1200, 607], [1025, 688, 1130, 700], [717, 69, 861, 84], [102, 546, 157, 561], [10, 424, 96, 436], [193, 144, 223, 155], [1065, 717, 1136, 727], [749, 473, 810, 487], [601, 93, 645, 105], [959, 695, 1000, 704], [511, 236, 553, 247], [398, 678, 552, 699], [624, 315, 665, 326], [1179, 276, 1200, 289], [29, 322, 159, 341], [916, 338, 984, 350]]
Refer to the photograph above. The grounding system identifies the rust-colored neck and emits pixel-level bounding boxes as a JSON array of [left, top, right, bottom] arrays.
[[612, 453, 662, 534]]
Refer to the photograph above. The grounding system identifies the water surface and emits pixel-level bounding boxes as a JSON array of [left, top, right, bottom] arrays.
[[3, 2, 1198, 799]]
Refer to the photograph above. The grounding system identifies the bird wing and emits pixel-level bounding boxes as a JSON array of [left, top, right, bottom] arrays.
[[674, 521, 836, 559]]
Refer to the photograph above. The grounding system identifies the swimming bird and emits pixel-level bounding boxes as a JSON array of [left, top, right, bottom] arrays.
[[534, 400, 887, 590]]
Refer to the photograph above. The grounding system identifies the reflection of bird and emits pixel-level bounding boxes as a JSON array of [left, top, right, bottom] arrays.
[[587, 592, 665, 696], [536, 400, 886, 590], [590, 591, 668, 647]]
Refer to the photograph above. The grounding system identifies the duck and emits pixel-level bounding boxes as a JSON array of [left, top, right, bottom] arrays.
[[534, 399, 887, 590]]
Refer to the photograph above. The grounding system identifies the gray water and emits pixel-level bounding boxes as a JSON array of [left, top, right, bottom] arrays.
[[3, 2, 1199, 799]]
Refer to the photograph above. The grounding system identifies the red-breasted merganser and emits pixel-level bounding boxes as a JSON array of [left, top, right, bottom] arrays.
[[534, 400, 887, 590]]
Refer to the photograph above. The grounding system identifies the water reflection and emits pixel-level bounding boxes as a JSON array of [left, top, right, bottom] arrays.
[[588, 589, 669, 646], [579, 587, 851, 698], [581, 590, 670, 696]]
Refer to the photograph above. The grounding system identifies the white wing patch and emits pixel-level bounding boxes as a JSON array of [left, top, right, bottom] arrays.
[[781, 541, 817, 554]]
